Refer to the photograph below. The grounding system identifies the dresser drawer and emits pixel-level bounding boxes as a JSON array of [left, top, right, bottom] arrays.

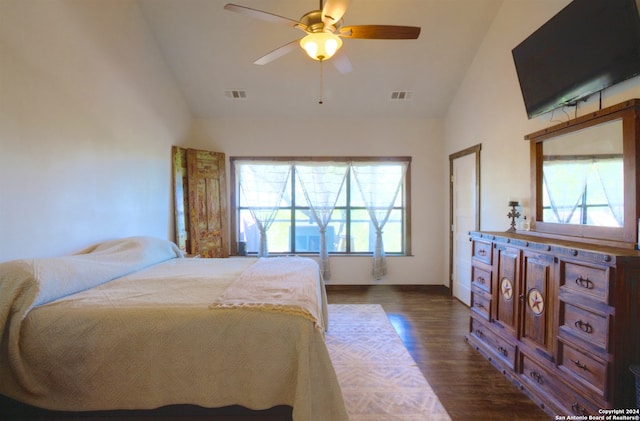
[[470, 317, 516, 369], [559, 301, 610, 352], [472, 240, 492, 265], [518, 352, 601, 417], [471, 288, 491, 320], [471, 264, 491, 293], [558, 340, 608, 398], [561, 261, 610, 303]]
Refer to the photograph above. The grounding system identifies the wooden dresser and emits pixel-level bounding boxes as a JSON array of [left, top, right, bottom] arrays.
[[466, 231, 640, 417]]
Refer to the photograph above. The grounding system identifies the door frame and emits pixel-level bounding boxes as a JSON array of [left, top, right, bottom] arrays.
[[448, 144, 481, 295]]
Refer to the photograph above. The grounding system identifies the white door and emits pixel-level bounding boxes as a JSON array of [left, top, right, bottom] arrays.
[[451, 152, 478, 306]]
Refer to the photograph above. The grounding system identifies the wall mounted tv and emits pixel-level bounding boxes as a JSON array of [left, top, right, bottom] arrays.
[[512, 0, 640, 119]]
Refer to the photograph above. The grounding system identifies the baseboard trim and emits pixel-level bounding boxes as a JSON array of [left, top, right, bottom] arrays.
[[325, 284, 450, 294]]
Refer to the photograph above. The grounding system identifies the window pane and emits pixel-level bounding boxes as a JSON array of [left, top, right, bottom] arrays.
[[267, 209, 292, 253], [541, 179, 558, 222], [350, 177, 403, 207], [295, 166, 348, 208], [542, 208, 556, 223], [294, 209, 319, 252], [238, 209, 260, 252], [329, 209, 347, 252], [542, 159, 623, 227], [294, 171, 306, 207], [349, 208, 403, 253], [336, 181, 347, 206], [349, 173, 364, 207], [280, 177, 293, 207], [350, 209, 374, 252], [585, 207, 617, 226], [585, 168, 608, 204], [293, 210, 347, 252], [382, 209, 403, 253], [393, 189, 403, 207], [239, 209, 291, 253]]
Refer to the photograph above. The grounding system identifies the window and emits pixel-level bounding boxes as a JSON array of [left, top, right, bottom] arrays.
[[542, 156, 623, 227], [230, 157, 411, 256]]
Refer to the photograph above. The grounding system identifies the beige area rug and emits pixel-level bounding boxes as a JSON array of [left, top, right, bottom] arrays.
[[326, 304, 452, 421]]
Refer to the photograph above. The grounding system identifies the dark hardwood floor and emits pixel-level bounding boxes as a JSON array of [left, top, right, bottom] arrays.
[[327, 285, 550, 421], [1, 285, 550, 420]]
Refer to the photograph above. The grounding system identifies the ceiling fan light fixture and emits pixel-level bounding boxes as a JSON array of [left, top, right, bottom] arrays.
[[300, 32, 342, 61]]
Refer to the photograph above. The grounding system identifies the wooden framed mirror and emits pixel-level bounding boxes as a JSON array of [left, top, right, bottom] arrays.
[[526, 99, 640, 249]]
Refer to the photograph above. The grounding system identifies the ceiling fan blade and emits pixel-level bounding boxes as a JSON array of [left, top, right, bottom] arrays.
[[322, 0, 350, 27], [254, 39, 301, 66], [340, 25, 421, 39], [224, 4, 306, 30], [332, 52, 352, 74]]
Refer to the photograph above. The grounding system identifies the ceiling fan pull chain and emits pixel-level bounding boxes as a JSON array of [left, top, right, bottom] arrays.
[[319, 60, 324, 104]]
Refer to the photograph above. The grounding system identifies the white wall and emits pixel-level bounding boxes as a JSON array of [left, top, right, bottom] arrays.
[[5, 0, 638, 288], [442, 0, 640, 282], [0, 0, 192, 261], [0, 0, 446, 285], [188, 117, 445, 285]]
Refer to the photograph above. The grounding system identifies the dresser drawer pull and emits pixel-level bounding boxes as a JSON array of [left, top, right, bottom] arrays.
[[575, 276, 594, 290], [571, 402, 587, 416], [497, 346, 509, 357], [570, 359, 588, 371], [475, 303, 485, 309], [475, 329, 484, 338], [478, 249, 487, 257], [476, 276, 486, 285], [574, 320, 593, 334], [529, 370, 544, 384]]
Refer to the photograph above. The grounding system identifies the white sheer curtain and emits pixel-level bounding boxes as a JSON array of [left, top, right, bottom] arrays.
[[295, 162, 348, 279], [543, 160, 592, 223], [352, 162, 407, 280], [594, 158, 624, 226], [237, 161, 292, 257]]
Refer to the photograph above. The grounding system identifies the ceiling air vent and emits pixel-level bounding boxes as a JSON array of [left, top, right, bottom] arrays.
[[225, 89, 247, 100], [390, 91, 413, 101]]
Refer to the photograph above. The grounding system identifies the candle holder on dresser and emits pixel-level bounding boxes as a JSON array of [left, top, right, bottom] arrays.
[[506, 201, 520, 232]]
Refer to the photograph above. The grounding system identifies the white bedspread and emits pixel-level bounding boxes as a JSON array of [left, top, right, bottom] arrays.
[[212, 256, 325, 331], [0, 238, 348, 421]]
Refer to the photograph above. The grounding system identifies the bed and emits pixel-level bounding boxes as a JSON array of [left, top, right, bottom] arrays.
[[0, 236, 348, 421]]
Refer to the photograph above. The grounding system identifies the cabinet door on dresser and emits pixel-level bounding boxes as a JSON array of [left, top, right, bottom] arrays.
[[521, 250, 556, 359], [494, 244, 520, 337]]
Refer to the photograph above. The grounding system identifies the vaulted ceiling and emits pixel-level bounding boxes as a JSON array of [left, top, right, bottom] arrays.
[[138, 0, 504, 119]]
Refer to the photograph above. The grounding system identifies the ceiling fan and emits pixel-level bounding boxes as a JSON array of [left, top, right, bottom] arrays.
[[224, 0, 421, 73]]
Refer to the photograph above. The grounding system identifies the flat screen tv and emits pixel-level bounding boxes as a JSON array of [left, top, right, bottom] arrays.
[[512, 0, 640, 119]]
